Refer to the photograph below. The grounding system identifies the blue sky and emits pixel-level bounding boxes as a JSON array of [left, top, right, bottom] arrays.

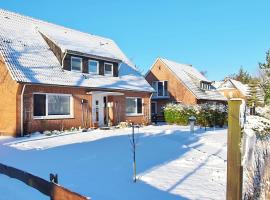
[[1, 0, 270, 80]]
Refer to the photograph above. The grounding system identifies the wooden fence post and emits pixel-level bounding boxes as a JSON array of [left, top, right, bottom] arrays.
[[226, 99, 243, 200]]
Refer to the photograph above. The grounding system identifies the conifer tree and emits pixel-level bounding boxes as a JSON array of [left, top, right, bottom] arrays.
[[229, 66, 252, 84], [247, 79, 259, 108]]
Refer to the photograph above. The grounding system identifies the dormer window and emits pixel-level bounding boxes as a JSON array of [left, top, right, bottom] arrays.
[[200, 81, 211, 91], [88, 60, 99, 74], [71, 56, 82, 72], [104, 63, 113, 76]]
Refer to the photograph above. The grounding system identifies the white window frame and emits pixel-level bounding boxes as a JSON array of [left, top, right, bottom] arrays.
[[126, 97, 144, 116], [104, 62, 113, 76], [71, 56, 82, 72], [33, 93, 74, 120], [152, 80, 169, 98], [88, 60, 99, 75], [200, 81, 211, 91]]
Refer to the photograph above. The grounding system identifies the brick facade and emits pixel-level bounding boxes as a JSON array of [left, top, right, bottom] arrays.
[[22, 85, 151, 134], [0, 82, 150, 136], [0, 58, 22, 136]]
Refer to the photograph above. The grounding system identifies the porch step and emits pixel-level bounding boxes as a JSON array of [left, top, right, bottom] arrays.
[[99, 127, 111, 130]]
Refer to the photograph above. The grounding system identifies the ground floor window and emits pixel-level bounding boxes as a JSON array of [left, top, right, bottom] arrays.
[[33, 93, 73, 119], [126, 97, 143, 115]]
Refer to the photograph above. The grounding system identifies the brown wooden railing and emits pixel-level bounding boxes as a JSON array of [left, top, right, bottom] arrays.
[[0, 163, 90, 200]]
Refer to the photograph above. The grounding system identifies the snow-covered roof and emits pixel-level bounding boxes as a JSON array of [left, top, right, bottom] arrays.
[[0, 9, 153, 92], [218, 79, 249, 96], [211, 81, 223, 89], [230, 79, 249, 96], [158, 58, 227, 101]]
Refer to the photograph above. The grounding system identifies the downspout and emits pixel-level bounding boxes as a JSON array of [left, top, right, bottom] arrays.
[[149, 93, 153, 123], [20, 84, 27, 137]]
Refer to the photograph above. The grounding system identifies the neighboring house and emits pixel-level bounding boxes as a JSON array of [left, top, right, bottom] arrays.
[[145, 58, 227, 115], [0, 9, 154, 136], [214, 78, 249, 100], [214, 78, 264, 105]]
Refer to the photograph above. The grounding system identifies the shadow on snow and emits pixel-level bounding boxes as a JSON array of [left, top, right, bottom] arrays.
[[0, 127, 226, 200]]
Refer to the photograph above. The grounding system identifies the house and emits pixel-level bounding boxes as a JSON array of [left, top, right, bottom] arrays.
[[145, 58, 227, 116], [214, 78, 264, 105], [0, 9, 154, 136], [213, 78, 249, 100]]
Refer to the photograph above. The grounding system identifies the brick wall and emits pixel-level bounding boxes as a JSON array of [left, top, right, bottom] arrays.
[[22, 85, 151, 134], [23, 85, 92, 134], [0, 57, 22, 136], [108, 91, 151, 125]]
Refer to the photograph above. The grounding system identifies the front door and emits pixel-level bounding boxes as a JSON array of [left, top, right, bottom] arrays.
[[151, 102, 157, 115], [92, 95, 105, 127]]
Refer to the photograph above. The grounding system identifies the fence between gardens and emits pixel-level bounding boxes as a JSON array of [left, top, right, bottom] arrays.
[[0, 163, 90, 200], [226, 99, 270, 200]]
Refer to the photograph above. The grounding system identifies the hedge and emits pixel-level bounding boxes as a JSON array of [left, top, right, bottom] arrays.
[[164, 103, 228, 128]]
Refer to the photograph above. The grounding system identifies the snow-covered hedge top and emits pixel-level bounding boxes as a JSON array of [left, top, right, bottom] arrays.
[[245, 115, 270, 140], [255, 106, 270, 120], [163, 103, 227, 113]]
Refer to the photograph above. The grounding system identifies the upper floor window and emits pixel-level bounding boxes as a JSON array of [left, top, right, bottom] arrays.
[[88, 60, 99, 74], [152, 81, 168, 98], [71, 56, 82, 72], [200, 81, 211, 91], [104, 63, 113, 76]]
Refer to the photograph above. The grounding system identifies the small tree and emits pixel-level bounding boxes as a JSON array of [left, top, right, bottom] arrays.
[[129, 125, 139, 182]]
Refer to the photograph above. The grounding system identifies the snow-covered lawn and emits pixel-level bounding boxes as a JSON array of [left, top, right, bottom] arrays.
[[0, 125, 227, 200]]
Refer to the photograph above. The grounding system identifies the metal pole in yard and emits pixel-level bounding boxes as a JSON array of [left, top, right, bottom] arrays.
[[226, 99, 243, 200], [132, 125, 136, 182]]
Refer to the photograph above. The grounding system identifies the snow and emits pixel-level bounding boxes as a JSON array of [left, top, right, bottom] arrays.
[[230, 79, 249, 96], [157, 58, 227, 101], [245, 114, 270, 137], [242, 114, 270, 198], [0, 9, 153, 92], [0, 174, 47, 200], [0, 125, 227, 200]]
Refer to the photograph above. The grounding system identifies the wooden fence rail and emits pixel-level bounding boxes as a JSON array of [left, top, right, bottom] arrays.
[[0, 163, 90, 200]]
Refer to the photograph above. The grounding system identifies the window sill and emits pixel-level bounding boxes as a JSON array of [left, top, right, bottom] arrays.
[[152, 96, 170, 99], [126, 113, 144, 117], [71, 69, 82, 73], [104, 74, 113, 77], [88, 72, 99, 75], [33, 115, 74, 120]]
